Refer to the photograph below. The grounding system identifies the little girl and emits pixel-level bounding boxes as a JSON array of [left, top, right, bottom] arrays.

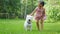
[[30, 1, 46, 31]]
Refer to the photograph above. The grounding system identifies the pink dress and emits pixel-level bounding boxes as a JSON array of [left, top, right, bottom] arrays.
[[35, 7, 45, 20]]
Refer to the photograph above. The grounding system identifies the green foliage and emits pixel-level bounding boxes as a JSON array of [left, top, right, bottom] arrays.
[[0, 0, 60, 22], [0, 0, 20, 18], [45, 0, 60, 23]]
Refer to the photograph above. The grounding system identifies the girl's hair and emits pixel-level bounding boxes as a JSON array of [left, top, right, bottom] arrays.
[[40, 1, 45, 6]]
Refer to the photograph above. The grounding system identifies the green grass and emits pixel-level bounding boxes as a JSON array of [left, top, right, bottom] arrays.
[[0, 19, 60, 34]]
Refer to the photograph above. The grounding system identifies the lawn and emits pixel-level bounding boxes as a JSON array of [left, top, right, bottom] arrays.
[[0, 19, 60, 34]]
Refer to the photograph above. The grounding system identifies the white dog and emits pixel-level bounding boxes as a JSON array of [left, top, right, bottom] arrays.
[[24, 15, 33, 31]]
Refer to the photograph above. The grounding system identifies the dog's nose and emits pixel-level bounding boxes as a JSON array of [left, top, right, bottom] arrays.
[[29, 19, 31, 21]]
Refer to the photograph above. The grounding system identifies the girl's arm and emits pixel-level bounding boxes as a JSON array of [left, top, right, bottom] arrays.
[[30, 7, 37, 16], [43, 8, 46, 20], [43, 8, 45, 16]]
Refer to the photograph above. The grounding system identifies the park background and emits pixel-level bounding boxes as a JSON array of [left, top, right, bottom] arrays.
[[0, 0, 60, 34]]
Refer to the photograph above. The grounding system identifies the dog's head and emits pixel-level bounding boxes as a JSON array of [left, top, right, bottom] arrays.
[[27, 19, 31, 24], [26, 15, 33, 21]]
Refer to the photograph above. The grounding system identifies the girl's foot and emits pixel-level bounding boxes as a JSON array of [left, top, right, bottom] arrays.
[[39, 28, 43, 31]]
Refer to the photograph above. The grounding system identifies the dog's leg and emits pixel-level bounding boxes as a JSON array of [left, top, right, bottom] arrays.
[[24, 24, 27, 31], [30, 25, 32, 31], [25, 27, 27, 31]]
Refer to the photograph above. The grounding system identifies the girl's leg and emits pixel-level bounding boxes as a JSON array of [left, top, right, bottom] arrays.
[[36, 20, 39, 30], [40, 19, 44, 31]]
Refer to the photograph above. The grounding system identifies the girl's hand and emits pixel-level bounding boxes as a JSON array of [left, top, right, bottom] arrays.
[[28, 14, 32, 16], [29, 14, 33, 16]]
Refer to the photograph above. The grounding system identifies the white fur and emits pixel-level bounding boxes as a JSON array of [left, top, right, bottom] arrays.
[[24, 15, 33, 31]]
